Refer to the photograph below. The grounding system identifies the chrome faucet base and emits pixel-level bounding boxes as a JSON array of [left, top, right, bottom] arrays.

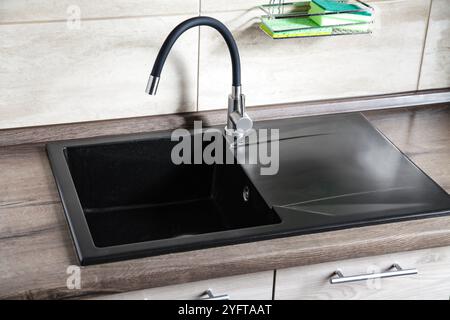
[[224, 126, 247, 147], [224, 126, 245, 138], [226, 85, 253, 139]]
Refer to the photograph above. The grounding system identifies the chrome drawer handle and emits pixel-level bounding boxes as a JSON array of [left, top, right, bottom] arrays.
[[330, 264, 418, 284], [201, 289, 230, 300]]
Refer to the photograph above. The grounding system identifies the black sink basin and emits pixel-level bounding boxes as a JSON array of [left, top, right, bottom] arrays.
[[66, 137, 279, 248], [47, 113, 450, 265], [47, 131, 281, 264]]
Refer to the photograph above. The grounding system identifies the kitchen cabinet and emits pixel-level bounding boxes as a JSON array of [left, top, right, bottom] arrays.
[[198, 0, 431, 110], [91, 271, 274, 300], [419, 0, 450, 90], [274, 246, 450, 300], [93, 246, 450, 300]]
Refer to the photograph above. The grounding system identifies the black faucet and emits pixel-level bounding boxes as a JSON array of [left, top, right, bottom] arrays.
[[146, 16, 253, 138]]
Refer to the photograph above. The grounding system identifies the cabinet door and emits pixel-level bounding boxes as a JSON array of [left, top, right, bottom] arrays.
[[275, 246, 450, 300], [198, 0, 431, 111], [92, 271, 274, 300], [419, 0, 450, 90]]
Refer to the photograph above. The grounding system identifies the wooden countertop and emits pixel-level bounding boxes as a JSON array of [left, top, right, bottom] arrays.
[[0, 103, 449, 299]]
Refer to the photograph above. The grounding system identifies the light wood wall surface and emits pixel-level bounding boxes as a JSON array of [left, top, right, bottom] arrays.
[[0, 0, 448, 129]]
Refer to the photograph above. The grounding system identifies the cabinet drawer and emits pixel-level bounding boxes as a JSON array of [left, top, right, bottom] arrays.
[[275, 246, 450, 300], [93, 271, 274, 300]]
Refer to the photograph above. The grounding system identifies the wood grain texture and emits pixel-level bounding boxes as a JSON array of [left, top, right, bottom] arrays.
[[419, 0, 450, 90], [0, 0, 199, 24], [1, 0, 447, 129], [1, 89, 448, 148], [275, 246, 450, 300], [0, 14, 199, 129], [201, 0, 390, 13], [0, 104, 449, 300], [201, 0, 263, 13], [198, 0, 430, 110], [91, 271, 274, 300]]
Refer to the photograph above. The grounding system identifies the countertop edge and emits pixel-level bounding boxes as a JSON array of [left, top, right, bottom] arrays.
[[1, 103, 449, 300], [4, 215, 450, 300]]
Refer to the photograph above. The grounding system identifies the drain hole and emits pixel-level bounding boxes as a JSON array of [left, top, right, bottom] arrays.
[[243, 186, 250, 202]]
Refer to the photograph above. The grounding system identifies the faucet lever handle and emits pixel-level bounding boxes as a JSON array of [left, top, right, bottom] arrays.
[[230, 111, 253, 132]]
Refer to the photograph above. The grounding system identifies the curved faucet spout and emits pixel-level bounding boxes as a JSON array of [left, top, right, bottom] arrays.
[[146, 16, 241, 94], [146, 16, 252, 138]]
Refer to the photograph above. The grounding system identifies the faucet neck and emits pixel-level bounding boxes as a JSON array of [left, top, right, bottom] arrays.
[[146, 16, 252, 139], [146, 16, 241, 95]]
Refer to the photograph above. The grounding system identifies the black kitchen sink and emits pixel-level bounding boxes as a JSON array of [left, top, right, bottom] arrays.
[[65, 136, 280, 248], [47, 113, 450, 265], [47, 131, 282, 265]]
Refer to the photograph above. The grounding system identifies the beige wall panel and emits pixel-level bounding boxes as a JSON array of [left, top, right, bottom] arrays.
[[419, 0, 450, 89], [0, 15, 198, 129], [198, 0, 430, 110], [0, 0, 199, 23]]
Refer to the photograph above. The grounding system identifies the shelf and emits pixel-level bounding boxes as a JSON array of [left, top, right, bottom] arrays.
[[259, 0, 374, 39]]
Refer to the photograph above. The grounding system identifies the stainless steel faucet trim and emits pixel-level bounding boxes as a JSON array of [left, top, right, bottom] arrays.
[[145, 75, 160, 95], [226, 85, 253, 137]]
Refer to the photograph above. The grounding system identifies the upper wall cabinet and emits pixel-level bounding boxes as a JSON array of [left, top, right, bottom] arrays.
[[0, 0, 446, 129], [0, 0, 198, 23], [202, 0, 263, 12], [198, 0, 431, 110], [0, 1, 200, 129], [419, 0, 450, 90]]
